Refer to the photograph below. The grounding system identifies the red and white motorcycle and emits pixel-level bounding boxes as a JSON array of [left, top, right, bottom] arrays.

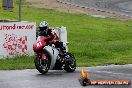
[[33, 27, 76, 74]]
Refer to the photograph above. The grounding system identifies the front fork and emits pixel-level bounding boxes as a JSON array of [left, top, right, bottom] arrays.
[[36, 53, 45, 61], [41, 53, 45, 61]]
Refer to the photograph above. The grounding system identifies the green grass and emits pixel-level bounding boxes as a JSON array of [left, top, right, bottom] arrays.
[[0, 55, 35, 70], [0, 0, 132, 69]]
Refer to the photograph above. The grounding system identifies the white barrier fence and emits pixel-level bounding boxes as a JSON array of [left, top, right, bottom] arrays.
[[0, 22, 36, 59], [53, 26, 68, 52]]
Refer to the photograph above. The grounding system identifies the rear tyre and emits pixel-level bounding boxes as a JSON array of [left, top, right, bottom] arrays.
[[34, 52, 51, 74], [64, 53, 76, 72]]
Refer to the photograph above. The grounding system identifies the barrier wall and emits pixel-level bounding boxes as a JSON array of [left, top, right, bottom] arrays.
[[54, 26, 68, 52], [0, 22, 36, 59]]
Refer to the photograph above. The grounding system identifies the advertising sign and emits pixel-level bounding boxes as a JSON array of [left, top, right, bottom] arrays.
[[0, 22, 36, 59]]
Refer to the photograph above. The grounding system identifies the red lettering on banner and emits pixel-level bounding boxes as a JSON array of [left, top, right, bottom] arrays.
[[0, 24, 34, 30], [3, 34, 28, 55]]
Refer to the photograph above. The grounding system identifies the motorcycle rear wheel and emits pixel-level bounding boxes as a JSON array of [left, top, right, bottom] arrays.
[[64, 52, 76, 72], [34, 52, 51, 74]]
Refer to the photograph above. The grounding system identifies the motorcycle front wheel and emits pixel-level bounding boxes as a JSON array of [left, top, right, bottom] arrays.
[[64, 52, 76, 72], [34, 52, 51, 74]]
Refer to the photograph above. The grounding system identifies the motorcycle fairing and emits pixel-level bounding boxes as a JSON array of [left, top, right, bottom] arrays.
[[44, 46, 59, 70]]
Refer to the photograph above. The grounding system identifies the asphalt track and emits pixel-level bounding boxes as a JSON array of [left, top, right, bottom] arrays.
[[58, 0, 132, 16], [0, 65, 131, 88]]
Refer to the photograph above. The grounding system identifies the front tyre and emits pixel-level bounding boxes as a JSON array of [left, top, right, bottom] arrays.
[[34, 52, 51, 74], [64, 53, 76, 72]]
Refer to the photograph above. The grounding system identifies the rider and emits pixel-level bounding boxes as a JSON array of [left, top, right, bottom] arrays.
[[38, 21, 66, 55]]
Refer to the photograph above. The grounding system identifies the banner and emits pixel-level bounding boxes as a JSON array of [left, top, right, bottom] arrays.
[[0, 22, 36, 59]]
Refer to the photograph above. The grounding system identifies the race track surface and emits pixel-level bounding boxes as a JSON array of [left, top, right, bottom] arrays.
[[0, 65, 131, 88], [59, 0, 132, 16]]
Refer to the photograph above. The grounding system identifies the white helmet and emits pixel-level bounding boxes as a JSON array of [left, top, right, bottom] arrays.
[[39, 21, 48, 31]]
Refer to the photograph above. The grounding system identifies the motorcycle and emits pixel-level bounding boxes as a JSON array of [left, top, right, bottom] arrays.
[[33, 29, 76, 74]]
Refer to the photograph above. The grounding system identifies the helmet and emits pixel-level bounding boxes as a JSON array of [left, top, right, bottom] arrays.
[[39, 21, 48, 31]]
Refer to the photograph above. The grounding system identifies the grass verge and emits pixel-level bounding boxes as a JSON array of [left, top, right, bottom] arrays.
[[0, 55, 34, 70], [0, 1, 132, 69]]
